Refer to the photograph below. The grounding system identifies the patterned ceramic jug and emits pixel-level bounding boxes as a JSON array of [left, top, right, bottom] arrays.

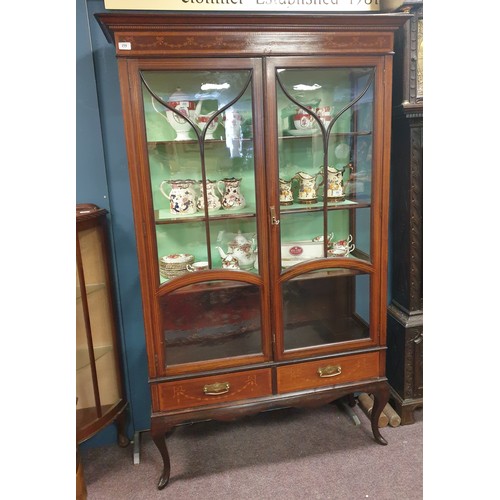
[[292, 171, 323, 204], [217, 177, 246, 210], [160, 179, 197, 215], [279, 178, 294, 205], [324, 162, 354, 202], [196, 179, 221, 213]]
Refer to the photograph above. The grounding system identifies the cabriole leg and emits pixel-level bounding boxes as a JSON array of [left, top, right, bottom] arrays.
[[151, 421, 172, 489], [371, 384, 390, 445]]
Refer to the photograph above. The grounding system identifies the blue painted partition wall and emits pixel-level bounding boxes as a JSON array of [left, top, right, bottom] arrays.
[[77, 0, 150, 448]]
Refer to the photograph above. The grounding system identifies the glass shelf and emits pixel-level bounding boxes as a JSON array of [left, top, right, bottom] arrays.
[[281, 255, 364, 270], [279, 199, 370, 214], [280, 130, 372, 139], [159, 267, 259, 285], [76, 345, 113, 371], [155, 207, 257, 224], [76, 282, 105, 300], [147, 137, 253, 146], [157, 259, 366, 285], [148, 132, 370, 146]]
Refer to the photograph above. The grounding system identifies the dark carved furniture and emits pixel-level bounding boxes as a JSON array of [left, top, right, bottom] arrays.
[[386, 1, 423, 424], [76, 203, 129, 445], [96, 12, 409, 488]]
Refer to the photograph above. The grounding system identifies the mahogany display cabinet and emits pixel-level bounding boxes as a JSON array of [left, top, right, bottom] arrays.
[[96, 12, 410, 488], [76, 203, 129, 446]]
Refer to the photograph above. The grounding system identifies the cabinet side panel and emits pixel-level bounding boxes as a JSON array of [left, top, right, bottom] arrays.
[[117, 59, 160, 379]]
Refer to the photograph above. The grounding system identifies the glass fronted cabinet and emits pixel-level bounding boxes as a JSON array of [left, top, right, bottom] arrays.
[[76, 204, 129, 447], [97, 11, 409, 489]]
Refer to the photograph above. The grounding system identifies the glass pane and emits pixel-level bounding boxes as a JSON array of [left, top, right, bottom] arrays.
[[160, 281, 263, 366], [282, 268, 370, 351], [141, 70, 258, 278], [76, 228, 120, 417], [276, 67, 374, 267], [352, 207, 370, 258]]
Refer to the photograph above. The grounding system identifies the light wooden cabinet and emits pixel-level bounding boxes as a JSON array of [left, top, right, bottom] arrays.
[[96, 12, 409, 489], [76, 204, 129, 446]]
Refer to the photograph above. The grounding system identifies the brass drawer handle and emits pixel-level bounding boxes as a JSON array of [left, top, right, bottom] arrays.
[[203, 382, 230, 396], [317, 365, 342, 378]]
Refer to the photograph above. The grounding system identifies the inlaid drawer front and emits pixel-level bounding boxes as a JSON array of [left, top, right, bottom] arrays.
[[157, 368, 272, 411], [277, 352, 380, 394]]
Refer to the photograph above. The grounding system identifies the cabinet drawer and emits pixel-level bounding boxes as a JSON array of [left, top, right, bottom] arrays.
[[156, 368, 272, 411], [276, 352, 380, 394]]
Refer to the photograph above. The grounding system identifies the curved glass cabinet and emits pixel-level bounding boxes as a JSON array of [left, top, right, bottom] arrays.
[[76, 204, 129, 446], [96, 11, 409, 490]]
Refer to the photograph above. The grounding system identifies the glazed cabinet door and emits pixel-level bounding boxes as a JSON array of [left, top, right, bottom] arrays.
[[264, 56, 389, 360], [120, 58, 272, 377]]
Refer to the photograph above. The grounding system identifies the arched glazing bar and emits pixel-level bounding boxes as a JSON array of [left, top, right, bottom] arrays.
[[140, 71, 253, 269], [275, 68, 375, 257]]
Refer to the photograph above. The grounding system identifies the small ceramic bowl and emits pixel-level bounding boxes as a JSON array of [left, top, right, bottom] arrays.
[[293, 113, 314, 130]]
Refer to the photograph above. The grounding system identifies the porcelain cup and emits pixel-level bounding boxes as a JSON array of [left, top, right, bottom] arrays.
[[187, 261, 210, 272], [328, 236, 355, 257]]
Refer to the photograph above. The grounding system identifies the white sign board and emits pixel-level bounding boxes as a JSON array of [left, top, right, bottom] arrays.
[[103, 0, 384, 12]]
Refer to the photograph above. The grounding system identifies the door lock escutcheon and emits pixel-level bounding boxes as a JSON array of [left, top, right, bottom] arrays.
[[270, 206, 280, 226]]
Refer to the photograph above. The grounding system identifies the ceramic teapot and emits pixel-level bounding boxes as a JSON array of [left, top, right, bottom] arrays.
[[323, 162, 354, 202], [215, 249, 240, 270], [196, 179, 221, 213], [164, 88, 198, 140], [217, 231, 256, 270], [292, 171, 323, 204], [160, 179, 197, 215], [217, 177, 246, 210]]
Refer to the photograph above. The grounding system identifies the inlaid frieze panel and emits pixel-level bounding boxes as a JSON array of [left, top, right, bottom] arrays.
[[113, 32, 394, 57]]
